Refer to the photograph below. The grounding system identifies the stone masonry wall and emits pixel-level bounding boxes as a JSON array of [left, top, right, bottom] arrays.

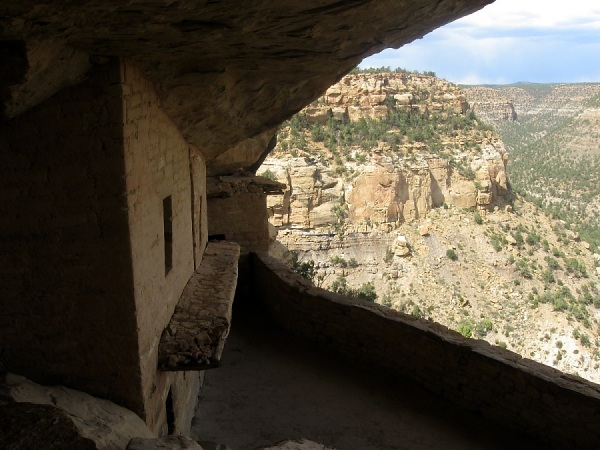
[[190, 147, 208, 269], [252, 252, 600, 450], [208, 189, 270, 254], [0, 62, 144, 414], [122, 61, 201, 435]]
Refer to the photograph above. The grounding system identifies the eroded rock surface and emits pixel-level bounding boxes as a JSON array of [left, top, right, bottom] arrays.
[[0, 403, 97, 450], [128, 436, 205, 450], [0, 372, 154, 449], [263, 73, 509, 232], [158, 241, 241, 370], [0, 0, 493, 169], [258, 439, 336, 450]]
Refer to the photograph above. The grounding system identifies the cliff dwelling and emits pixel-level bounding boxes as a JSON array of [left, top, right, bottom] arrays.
[[1, 1, 599, 449]]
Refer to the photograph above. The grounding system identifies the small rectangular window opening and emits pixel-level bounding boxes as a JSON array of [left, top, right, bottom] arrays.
[[163, 196, 173, 275]]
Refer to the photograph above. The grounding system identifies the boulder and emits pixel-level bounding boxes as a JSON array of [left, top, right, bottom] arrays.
[[394, 235, 411, 257], [0, 373, 153, 450], [332, 107, 349, 121], [0, 403, 97, 450]]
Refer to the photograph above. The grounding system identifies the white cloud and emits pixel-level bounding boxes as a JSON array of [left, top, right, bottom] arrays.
[[360, 1, 600, 84], [455, 0, 600, 31]]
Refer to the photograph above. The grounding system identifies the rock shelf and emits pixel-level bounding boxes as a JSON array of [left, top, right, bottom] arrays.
[[158, 241, 240, 371]]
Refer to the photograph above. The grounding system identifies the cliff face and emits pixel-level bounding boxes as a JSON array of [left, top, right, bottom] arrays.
[[465, 83, 600, 124], [465, 83, 600, 252], [261, 74, 600, 385], [263, 72, 510, 232]]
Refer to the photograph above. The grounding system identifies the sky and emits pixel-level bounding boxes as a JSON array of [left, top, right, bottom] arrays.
[[359, 0, 600, 85]]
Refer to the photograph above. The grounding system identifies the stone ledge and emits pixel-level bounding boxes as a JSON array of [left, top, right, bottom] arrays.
[[207, 174, 285, 199], [252, 251, 600, 449], [158, 241, 240, 371]]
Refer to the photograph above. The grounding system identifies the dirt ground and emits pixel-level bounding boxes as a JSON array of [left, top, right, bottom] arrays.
[[191, 307, 544, 450]]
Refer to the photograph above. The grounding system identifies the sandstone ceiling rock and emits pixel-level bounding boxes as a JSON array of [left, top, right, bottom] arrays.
[[0, 0, 494, 171]]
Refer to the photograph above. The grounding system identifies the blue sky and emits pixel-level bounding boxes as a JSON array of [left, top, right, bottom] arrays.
[[360, 0, 600, 85]]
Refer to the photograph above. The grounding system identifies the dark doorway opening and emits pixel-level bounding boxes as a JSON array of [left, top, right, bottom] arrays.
[[166, 388, 175, 435]]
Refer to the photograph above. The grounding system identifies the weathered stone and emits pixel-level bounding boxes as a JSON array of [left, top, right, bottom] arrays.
[[305, 107, 332, 125], [208, 128, 278, 176], [0, 373, 154, 449], [0, 403, 97, 450], [394, 235, 411, 257], [448, 179, 477, 209], [127, 436, 205, 450], [258, 439, 336, 450], [158, 241, 241, 371], [0, 0, 494, 169]]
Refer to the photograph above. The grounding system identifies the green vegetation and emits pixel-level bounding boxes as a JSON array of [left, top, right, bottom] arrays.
[[446, 248, 458, 261], [330, 255, 347, 267], [283, 109, 489, 157], [487, 228, 507, 252], [331, 200, 348, 236], [329, 255, 359, 268], [515, 258, 534, 279], [493, 94, 600, 252], [458, 323, 472, 338], [476, 319, 493, 337], [457, 319, 493, 339], [330, 276, 377, 302], [291, 252, 317, 283], [276, 83, 492, 188], [259, 169, 278, 181], [350, 66, 436, 77], [383, 246, 394, 264]]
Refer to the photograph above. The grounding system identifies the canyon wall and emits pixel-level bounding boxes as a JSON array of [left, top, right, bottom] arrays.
[[263, 73, 510, 233]]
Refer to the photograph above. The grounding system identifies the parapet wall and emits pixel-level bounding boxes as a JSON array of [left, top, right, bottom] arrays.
[[252, 252, 600, 450]]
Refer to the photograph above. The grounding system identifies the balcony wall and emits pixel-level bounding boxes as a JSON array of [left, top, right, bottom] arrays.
[[251, 252, 600, 450]]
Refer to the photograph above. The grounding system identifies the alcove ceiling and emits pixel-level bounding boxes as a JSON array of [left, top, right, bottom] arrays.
[[0, 0, 494, 167]]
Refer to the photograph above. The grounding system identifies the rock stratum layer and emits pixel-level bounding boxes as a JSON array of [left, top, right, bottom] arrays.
[[464, 83, 600, 251], [263, 73, 509, 232], [0, 0, 493, 171], [261, 73, 600, 385]]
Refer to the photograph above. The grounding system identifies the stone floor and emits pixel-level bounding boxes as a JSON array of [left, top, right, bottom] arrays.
[[191, 307, 544, 450]]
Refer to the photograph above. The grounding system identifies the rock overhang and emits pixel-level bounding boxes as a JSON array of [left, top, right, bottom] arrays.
[[0, 0, 494, 173]]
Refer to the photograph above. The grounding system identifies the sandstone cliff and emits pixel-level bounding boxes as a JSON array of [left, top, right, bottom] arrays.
[[465, 83, 600, 253], [260, 73, 600, 385], [263, 72, 510, 233]]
